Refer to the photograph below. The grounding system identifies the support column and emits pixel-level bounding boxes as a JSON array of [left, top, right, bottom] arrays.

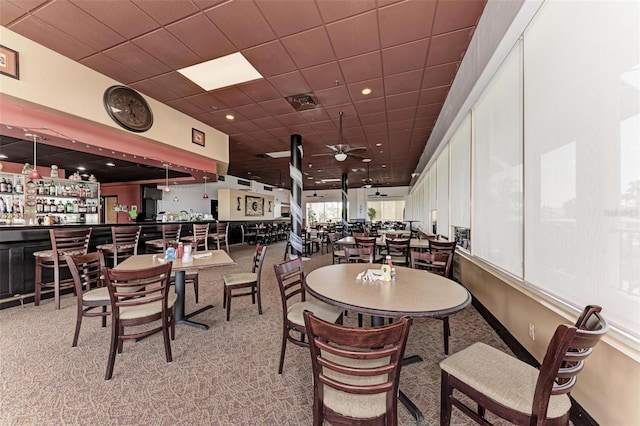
[[289, 134, 303, 257], [341, 173, 348, 238]]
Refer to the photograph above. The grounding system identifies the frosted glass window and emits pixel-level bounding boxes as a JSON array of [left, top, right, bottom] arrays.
[[450, 113, 471, 228], [437, 146, 450, 239], [523, 0, 640, 337], [472, 42, 523, 277]]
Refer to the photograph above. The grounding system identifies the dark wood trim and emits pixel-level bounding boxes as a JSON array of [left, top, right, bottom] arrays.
[[471, 297, 600, 426]]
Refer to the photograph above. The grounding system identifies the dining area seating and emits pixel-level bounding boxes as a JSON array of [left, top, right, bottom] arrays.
[[98, 226, 141, 268]]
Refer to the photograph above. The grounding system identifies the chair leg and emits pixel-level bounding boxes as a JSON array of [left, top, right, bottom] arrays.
[[440, 370, 453, 426], [105, 320, 119, 380], [278, 327, 288, 374], [257, 285, 263, 315], [53, 261, 61, 310], [72, 305, 83, 347], [225, 287, 232, 321], [358, 313, 363, 327], [443, 316, 450, 355], [162, 316, 173, 363], [222, 286, 227, 309]]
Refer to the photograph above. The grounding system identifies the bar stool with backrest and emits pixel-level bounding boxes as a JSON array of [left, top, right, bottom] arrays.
[[303, 311, 411, 426], [145, 224, 181, 254], [98, 226, 141, 268], [410, 251, 453, 354], [209, 221, 229, 252], [222, 244, 267, 321], [440, 305, 609, 426], [273, 257, 343, 374], [33, 228, 92, 310]]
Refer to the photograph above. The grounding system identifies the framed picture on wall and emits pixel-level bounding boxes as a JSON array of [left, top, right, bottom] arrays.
[[192, 128, 205, 146], [245, 195, 264, 216]]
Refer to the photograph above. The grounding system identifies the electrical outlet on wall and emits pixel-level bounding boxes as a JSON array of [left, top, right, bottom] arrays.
[[528, 323, 535, 340]]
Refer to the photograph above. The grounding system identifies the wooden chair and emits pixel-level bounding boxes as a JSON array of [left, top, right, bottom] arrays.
[[102, 262, 177, 380], [273, 257, 343, 374], [191, 223, 210, 251], [65, 251, 109, 347], [418, 230, 437, 240], [210, 221, 229, 252], [428, 239, 456, 278], [303, 311, 411, 426], [222, 244, 267, 321], [355, 236, 380, 262], [145, 224, 181, 253], [410, 251, 453, 354], [345, 246, 374, 327], [34, 228, 92, 309], [326, 233, 346, 264], [352, 232, 368, 238], [440, 305, 609, 426], [98, 226, 141, 268], [382, 238, 411, 267]]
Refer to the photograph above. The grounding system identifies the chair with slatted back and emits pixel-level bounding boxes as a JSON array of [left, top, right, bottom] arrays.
[[410, 251, 454, 354], [98, 226, 141, 268], [345, 246, 374, 327], [303, 311, 411, 426], [145, 224, 181, 254], [428, 239, 456, 278], [354, 236, 380, 263], [65, 251, 109, 347], [191, 223, 210, 251], [440, 305, 609, 426], [209, 221, 229, 252], [418, 230, 437, 240], [326, 233, 346, 264], [382, 238, 411, 267], [34, 228, 92, 310], [103, 262, 177, 380], [222, 244, 267, 321], [273, 257, 343, 374]]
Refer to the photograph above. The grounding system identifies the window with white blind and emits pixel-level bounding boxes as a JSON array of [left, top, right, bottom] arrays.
[[436, 146, 450, 239], [450, 113, 471, 229]]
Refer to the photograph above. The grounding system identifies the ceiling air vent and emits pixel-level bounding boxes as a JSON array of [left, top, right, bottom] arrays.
[[237, 179, 251, 186], [264, 186, 273, 192], [286, 93, 318, 111]]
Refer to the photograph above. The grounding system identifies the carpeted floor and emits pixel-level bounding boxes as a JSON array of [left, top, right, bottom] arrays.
[[1, 241, 516, 425]]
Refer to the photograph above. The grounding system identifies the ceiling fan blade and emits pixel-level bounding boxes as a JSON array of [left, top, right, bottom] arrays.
[[325, 144, 342, 153], [344, 146, 367, 153], [311, 152, 334, 157], [347, 153, 366, 160]]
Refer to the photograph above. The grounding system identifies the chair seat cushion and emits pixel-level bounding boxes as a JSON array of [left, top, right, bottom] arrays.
[[145, 239, 164, 246], [34, 248, 86, 259], [119, 293, 178, 320], [439, 342, 571, 419], [223, 272, 257, 287], [287, 300, 342, 326], [334, 250, 345, 257], [98, 243, 136, 252], [321, 350, 390, 419], [83, 285, 141, 302]]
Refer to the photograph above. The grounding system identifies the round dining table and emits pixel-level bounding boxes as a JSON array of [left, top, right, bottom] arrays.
[[304, 263, 471, 422]]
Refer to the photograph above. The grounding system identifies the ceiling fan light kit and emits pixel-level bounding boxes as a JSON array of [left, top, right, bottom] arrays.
[[334, 152, 347, 162]]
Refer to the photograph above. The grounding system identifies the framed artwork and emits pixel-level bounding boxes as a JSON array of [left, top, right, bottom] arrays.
[[0, 45, 19, 79], [245, 195, 264, 216], [192, 128, 205, 146]]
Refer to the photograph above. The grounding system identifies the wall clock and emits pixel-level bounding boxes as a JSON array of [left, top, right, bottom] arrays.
[[103, 85, 153, 132]]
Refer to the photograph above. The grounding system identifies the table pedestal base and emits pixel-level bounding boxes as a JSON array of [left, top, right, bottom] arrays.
[[177, 304, 214, 330]]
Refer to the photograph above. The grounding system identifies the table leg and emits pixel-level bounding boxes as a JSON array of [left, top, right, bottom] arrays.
[[371, 315, 425, 422], [174, 270, 212, 330]]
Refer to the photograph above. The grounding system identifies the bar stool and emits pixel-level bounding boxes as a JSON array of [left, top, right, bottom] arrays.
[[145, 224, 181, 253], [33, 228, 92, 310], [209, 222, 229, 252], [97, 226, 141, 268]]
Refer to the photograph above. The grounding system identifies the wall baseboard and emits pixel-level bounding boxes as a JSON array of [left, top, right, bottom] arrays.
[[471, 297, 600, 426]]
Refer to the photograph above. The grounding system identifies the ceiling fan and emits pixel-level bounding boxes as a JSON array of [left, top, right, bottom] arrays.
[[362, 163, 373, 188], [312, 111, 367, 162], [306, 185, 326, 198], [368, 182, 388, 198]]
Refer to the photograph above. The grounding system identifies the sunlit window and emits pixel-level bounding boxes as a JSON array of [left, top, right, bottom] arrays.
[[366, 200, 405, 221], [307, 202, 343, 226]]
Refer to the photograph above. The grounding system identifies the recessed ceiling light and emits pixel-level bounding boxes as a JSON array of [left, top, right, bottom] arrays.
[[307, 176, 314, 179], [77, 166, 86, 171], [382, 164, 386, 168], [362, 88, 372, 95], [225, 114, 235, 120], [376, 143, 382, 147], [106, 162, 115, 167], [0, 154, 7, 159], [177, 52, 263, 91], [362, 158, 372, 163]]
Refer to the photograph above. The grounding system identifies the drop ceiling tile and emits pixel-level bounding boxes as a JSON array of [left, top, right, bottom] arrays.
[[235, 104, 270, 120], [363, 123, 388, 137], [134, 28, 202, 69], [382, 38, 429, 75], [0, 1, 28, 25], [130, 79, 180, 103], [314, 86, 352, 107], [267, 71, 312, 97], [384, 69, 423, 95], [254, 0, 323, 38], [426, 27, 475, 67], [281, 27, 336, 69], [131, 0, 198, 26], [103, 41, 172, 77], [359, 112, 387, 126], [418, 86, 449, 105], [267, 127, 291, 138], [237, 80, 282, 102], [242, 41, 298, 78], [413, 115, 438, 129], [150, 72, 203, 98], [325, 10, 379, 59], [205, 1, 276, 49], [210, 87, 254, 107], [300, 62, 345, 91], [165, 99, 207, 116], [316, 0, 376, 23], [299, 108, 332, 124], [347, 78, 384, 102], [339, 51, 383, 83], [385, 92, 420, 110], [309, 120, 337, 132], [232, 120, 263, 133], [387, 109, 415, 123], [274, 113, 307, 127], [80, 53, 144, 85], [354, 97, 386, 115], [433, 0, 486, 35], [260, 99, 295, 116], [185, 93, 225, 110], [416, 103, 443, 118], [253, 117, 285, 130], [72, 0, 158, 39], [8, 16, 95, 60], [288, 123, 314, 135], [422, 62, 459, 89], [166, 13, 235, 61], [378, 0, 436, 48]]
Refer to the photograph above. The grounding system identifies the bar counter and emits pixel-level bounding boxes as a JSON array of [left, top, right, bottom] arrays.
[[0, 220, 269, 307]]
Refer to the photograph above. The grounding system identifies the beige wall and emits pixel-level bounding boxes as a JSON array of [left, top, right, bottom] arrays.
[[218, 188, 275, 221], [456, 251, 640, 425], [0, 27, 229, 174]]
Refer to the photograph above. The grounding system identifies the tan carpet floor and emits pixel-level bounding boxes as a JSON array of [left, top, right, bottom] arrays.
[[1, 241, 517, 425]]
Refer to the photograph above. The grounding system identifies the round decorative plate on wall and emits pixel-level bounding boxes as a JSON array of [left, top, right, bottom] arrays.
[[103, 85, 153, 132]]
